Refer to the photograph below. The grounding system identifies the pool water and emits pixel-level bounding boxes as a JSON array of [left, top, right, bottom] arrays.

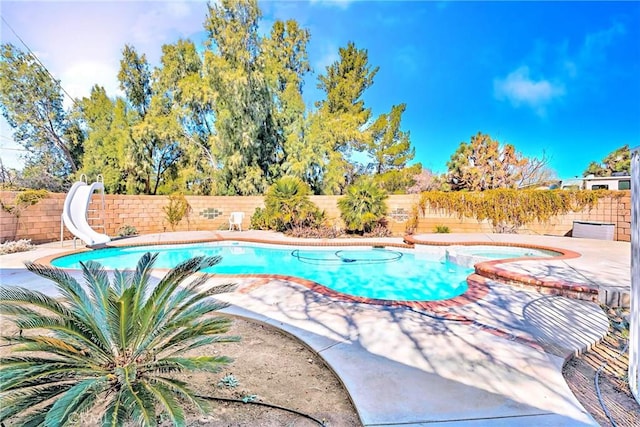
[[451, 245, 559, 259], [51, 243, 472, 302]]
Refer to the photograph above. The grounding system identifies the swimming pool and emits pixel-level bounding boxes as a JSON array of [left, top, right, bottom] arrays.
[[51, 242, 473, 302]]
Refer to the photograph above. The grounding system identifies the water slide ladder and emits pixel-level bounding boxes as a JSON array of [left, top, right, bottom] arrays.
[[60, 174, 110, 248]]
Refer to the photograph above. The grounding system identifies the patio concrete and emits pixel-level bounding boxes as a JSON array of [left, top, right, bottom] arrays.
[[0, 231, 632, 426]]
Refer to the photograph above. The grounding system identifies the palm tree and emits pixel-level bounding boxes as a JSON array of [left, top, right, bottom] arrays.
[[0, 253, 238, 426], [338, 179, 388, 234], [263, 176, 323, 231]]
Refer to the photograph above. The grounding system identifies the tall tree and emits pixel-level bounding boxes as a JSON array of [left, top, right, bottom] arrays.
[[364, 103, 420, 193], [203, 0, 277, 195], [156, 39, 217, 194], [77, 86, 133, 193], [0, 44, 80, 182], [446, 132, 527, 191], [118, 45, 183, 195], [367, 104, 414, 175], [583, 144, 631, 177], [516, 150, 557, 188], [262, 19, 312, 182], [307, 42, 379, 194]]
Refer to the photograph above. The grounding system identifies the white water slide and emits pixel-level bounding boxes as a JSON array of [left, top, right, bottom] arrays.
[[61, 180, 111, 247]]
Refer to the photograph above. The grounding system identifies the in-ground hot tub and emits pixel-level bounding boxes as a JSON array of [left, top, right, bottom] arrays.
[[446, 245, 561, 268]]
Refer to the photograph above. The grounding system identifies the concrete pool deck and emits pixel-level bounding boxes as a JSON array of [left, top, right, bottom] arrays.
[[0, 231, 632, 426]]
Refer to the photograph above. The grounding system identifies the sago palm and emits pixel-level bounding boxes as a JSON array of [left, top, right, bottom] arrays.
[[0, 253, 238, 426]]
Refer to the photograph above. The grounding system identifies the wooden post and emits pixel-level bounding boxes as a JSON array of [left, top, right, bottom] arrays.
[[631, 146, 639, 403]]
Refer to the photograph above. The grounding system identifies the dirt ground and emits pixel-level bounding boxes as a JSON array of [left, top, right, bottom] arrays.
[[1, 311, 639, 426], [562, 309, 639, 427], [172, 316, 362, 426]]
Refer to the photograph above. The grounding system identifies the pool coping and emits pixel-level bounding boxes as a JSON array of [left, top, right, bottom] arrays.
[[35, 233, 597, 324]]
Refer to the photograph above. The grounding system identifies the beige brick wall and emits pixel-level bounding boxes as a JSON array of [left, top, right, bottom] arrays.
[[0, 191, 631, 243]]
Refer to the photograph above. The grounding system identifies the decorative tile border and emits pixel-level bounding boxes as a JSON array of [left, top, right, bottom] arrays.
[[200, 207, 224, 220]]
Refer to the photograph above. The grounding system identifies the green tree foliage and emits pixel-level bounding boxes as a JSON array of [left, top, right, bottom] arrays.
[[446, 132, 527, 191], [0, 44, 81, 183], [204, 0, 277, 195], [338, 179, 388, 234], [117, 45, 183, 195], [262, 20, 312, 183], [367, 104, 414, 174], [583, 144, 631, 177], [156, 39, 217, 195], [77, 86, 132, 193], [0, 253, 237, 426], [365, 103, 420, 193], [252, 176, 323, 232], [163, 193, 191, 231], [307, 42, 379, 194], [2, 4, 419, 197]]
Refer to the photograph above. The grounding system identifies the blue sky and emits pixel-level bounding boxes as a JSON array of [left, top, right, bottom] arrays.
[[1, 0, 639, 179]]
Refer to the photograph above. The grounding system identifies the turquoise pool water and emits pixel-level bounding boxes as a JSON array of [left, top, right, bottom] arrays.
[[51, 243, 472, 302]]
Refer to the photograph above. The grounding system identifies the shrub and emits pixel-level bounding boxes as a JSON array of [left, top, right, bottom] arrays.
[[252, 176, 324, 232], [0, 253, 238, 426], [434, 225, 450, 233], [338, 179, 388, 234], [287, 225, 343, 239], [117, 224, 138, 237], [250, 207, 269, 230], [364, 221, 392, 238], [414, 189, 604, 233], [0, 239, 34, 255], [163, 193, 191, 231]]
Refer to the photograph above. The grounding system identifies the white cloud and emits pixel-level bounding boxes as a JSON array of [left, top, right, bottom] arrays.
[[493, 66, 565, 117], [579, 22, 625, 64], [60, 61, 123, 106], [1, 0, 209, 101]]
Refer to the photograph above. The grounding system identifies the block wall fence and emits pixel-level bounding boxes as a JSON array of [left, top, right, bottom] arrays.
[[0, 191, 632, 244]]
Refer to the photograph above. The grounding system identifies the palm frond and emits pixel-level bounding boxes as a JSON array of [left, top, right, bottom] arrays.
[[25, 263, 112, 353], [131, 252, 158, 310], [44, 378, 103, 426], [148, 256, 220, 312], [162, 335, 240, 358], [157, 317, 234, 353], [79, 260, 118, 354], [154, 356, 233, 373], [19, 406, 50, 427], [111, 269, 133, 295], [0, 286, 72, 317], [143, 381, 186, 427], [0, 383, 72, 421], [0, 358, 100, 392], [121, 376, 157, 427], [3, 319, 112, 364], [102, 392, 130, 427], [133, 256, 220, 353], [150, 376, 210, 414], [114, 287, 136, 353]]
